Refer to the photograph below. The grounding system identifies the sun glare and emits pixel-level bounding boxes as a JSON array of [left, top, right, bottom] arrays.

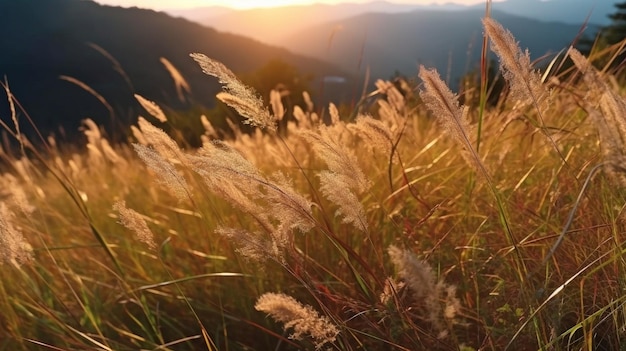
[[225, 0, 314, 9]]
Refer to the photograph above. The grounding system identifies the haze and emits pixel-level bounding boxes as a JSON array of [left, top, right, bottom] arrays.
[[94, 0, 496, 10]]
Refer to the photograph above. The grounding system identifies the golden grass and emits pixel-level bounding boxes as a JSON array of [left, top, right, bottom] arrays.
[[0, 17, 625, 351]]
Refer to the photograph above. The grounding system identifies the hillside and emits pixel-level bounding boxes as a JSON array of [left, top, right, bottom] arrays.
[[177, 1, 434, 46], [0, 0, 349, 139], [493, 0, 614, 25], [169, 2, 601, 85], [280, 9, 593, 82]]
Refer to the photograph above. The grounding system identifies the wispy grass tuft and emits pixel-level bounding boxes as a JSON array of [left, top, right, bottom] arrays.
[[255, 292, 339, 349], [190, 53, 277, 130]]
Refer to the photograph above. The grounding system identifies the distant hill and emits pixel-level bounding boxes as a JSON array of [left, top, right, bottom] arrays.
[[0, 0, 349, 140], [166, 5, 234, 23], [279, 9, 592, 83], [491, 0, 615, 26], [169, 1, 608, 84], [171, 1, 437, 46], [170, 0, 614, 48]]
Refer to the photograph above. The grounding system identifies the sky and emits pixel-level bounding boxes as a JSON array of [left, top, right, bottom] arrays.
[[93, 0, 493, 11]]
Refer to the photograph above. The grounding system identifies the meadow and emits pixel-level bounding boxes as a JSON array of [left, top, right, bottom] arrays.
[[0, 15, 625, 350]]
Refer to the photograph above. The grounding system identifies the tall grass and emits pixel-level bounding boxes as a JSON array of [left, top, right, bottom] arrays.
[[0, 17, 625, 351]]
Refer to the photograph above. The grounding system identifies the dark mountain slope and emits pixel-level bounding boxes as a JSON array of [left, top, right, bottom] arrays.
[[280, 9, 592, 82], [186, 1, 430, 46], [0, 0, 348, 139], [173, 0, 612, 50]]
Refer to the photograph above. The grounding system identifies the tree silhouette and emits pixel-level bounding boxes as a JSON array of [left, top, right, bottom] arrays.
[[579, 1, 626, 75]]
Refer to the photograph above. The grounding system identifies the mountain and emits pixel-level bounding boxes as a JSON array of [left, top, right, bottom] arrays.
[[166, 5, 234, 23], [0, 0, 349, 140], [168, 0, 616, 46], [167, 1, 437, 46], [279, 9, 591, 83], [492, 0, 616, 26]]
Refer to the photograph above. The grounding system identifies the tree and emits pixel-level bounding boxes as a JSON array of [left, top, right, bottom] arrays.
[[579, 1, 626, 75], [603, 2, 626, 46]]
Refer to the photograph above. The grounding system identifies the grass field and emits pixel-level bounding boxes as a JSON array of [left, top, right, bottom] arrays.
[[1, 15, 626, 351]]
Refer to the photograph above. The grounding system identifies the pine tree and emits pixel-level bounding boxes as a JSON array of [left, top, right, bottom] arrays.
[[602, 2, 626, 45], [581, 1, 626, 74]]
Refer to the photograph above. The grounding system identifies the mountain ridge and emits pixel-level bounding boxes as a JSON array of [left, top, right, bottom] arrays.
[[0, 0, 350, 139]]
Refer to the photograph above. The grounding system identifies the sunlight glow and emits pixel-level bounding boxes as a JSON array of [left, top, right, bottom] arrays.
[[217, 0, 317, 9], [94, 0, 494, 11]]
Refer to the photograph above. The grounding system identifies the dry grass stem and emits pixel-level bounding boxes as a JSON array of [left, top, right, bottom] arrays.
[[160, 57, 191, 102]]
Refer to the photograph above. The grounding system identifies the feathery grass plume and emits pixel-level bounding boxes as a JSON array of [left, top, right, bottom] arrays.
[[133, 144, 189, 201], [301, 126, 371, 231], [292, 103, 319, 130], [569, 48, 626, 187], [387, 245, 460, 339], [482, 18, 549, 109], [255, 292, 339, 349], [270, 89, 285, 121], [86, 145, 103, 166], [0, 203, 32, 265], [329, 102, 340, 125], [597, 93, 626, 187], [190, 141, 265, 197], [379, 277, 405, 305], [217, 227, 282, 262], [265, 172, 316, 234], [13, 159, 34, 186], [190, 53, 276, 131], [67, 158, 82, 180], [134, 94, 167, 123], [0, 174, 35, 215], [82, 118, 127, 166], [113, 200, 156, 249], [387, 245, 436, 305], [190, 141, 315, 245], [418, 66, 488, 180], [318, 170, 368, 231], [200, 115, 218, 139], [375, 79, 405, 113], [137, 117, 186, 165], [302, 91, 314, 113], [130, 125, 148, 145], [2, 80, 22, 152], [160, 57, 191, 102], [81, 118, 102, 146], [348, 115, 394, 157], [292, 105, 310, 129], [483, 19, 567, 165], [376, 99, 401, 132], [100, 139, 125, 166]]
